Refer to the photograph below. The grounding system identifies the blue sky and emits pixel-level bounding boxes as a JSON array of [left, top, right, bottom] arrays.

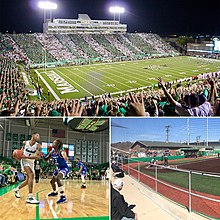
[[111, 118, 220, 144]]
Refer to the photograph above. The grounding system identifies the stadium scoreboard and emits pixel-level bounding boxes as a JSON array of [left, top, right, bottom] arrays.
[[187, 37, 220, 54]]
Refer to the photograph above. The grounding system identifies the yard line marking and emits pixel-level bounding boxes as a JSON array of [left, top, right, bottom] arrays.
[[63, 66, 124, 93], [35, 70, 60, 100], [55, 68, 94, 96], [67, 67, 122, 91], [76, 67, 134, 90], [69, 57, 218, 88], [69, 61, 152, 87], [56, 69, 106, 95], [60, 68, 106, 93]]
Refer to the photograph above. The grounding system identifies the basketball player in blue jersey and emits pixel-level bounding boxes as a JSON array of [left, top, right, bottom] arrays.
[[76, 158, 87, 189], [42, 139, 69, 204], [14, 132, 42, 204]]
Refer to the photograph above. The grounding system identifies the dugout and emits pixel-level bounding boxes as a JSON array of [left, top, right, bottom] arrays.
[[180, 148, 199, 158]]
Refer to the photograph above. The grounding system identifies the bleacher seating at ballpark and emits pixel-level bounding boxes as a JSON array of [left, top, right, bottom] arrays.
[[0, 33, 219, 117]]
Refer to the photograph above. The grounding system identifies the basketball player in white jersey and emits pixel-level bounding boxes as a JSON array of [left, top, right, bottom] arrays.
[[14, 132, 42, 204]]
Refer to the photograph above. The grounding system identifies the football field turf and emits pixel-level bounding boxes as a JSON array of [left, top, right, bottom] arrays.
[[32, 56, 220, 100]]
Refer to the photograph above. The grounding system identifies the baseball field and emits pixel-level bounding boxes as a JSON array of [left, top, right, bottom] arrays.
[[122, 157, 220, 218]]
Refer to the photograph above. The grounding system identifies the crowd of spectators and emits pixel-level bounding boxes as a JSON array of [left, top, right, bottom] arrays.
[[0, 160, 21, 187], [110, 160, 137, 220], [1, 33, 179, 66], [55, 34, 88, 60], [105, 34, 133, 57], [39, 159, 109, 181], [0, 54, 219, 117], [0, 33, 29, 63], [0, 58, 28, 116], [0, 158, 108, 188], [70, 34, 103, 59], [36, 33, 75, 62], [1, 33, 220, 117], [83, 34, 112, 58]]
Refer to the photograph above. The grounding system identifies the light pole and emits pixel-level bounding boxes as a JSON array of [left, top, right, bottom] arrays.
[[165, 125, 171, 143], [109, 6, 125, 23], [38, 1, 58, 23]]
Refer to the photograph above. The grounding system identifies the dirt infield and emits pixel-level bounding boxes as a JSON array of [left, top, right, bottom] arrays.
[[122, 161, 220, 219], [177, 157, 220, 174]]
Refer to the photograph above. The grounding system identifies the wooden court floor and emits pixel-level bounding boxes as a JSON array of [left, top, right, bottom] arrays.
[[0, 179, 109, 220]]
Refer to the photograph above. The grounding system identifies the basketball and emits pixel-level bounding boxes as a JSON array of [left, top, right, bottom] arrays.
[[13, 149, 23, 160]]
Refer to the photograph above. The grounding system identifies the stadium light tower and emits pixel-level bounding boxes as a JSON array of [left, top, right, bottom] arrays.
[[109, 6, 125, 22], [38, 1, 58, 23], [165, 125, 171, 143]]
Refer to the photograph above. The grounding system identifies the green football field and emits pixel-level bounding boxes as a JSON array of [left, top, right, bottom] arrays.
[[32, 56, 220, 100]]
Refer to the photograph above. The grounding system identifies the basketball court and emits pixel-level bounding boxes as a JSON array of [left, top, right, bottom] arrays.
[[0, 179, 109, 220], [0, 118, 110, 220]]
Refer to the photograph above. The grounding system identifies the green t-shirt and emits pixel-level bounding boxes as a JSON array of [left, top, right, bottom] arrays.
[[119, 107, 127, 116], [159, 101, 167, 108], [4, 168, 13, 175], [203, 89, 208, 98], [3, 164, 10, 169]]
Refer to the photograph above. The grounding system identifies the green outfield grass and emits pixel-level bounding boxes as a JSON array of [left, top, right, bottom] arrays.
[[139, 164, 220, 196], [31, 56, 220, 100]]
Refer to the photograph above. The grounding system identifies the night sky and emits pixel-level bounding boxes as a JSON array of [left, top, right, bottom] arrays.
[[0, 0, 220, 35]]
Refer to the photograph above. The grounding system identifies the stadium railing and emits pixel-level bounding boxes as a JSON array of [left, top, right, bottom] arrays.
[[112, 148, 220, 219]]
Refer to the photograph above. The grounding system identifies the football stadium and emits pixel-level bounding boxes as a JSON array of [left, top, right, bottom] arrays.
[[111, 118, 220, 220], [0, 118, 109, 220], [0, 1, 220, 116]]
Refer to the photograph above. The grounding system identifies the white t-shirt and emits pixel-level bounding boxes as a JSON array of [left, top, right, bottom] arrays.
[[175, 101, 213, 117]]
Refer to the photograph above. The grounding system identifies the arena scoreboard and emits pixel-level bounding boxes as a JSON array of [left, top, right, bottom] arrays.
[[65, 118, 109, 132]]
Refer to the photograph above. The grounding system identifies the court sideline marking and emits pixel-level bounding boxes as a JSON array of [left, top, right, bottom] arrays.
[[0, 182, 19, 196]]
